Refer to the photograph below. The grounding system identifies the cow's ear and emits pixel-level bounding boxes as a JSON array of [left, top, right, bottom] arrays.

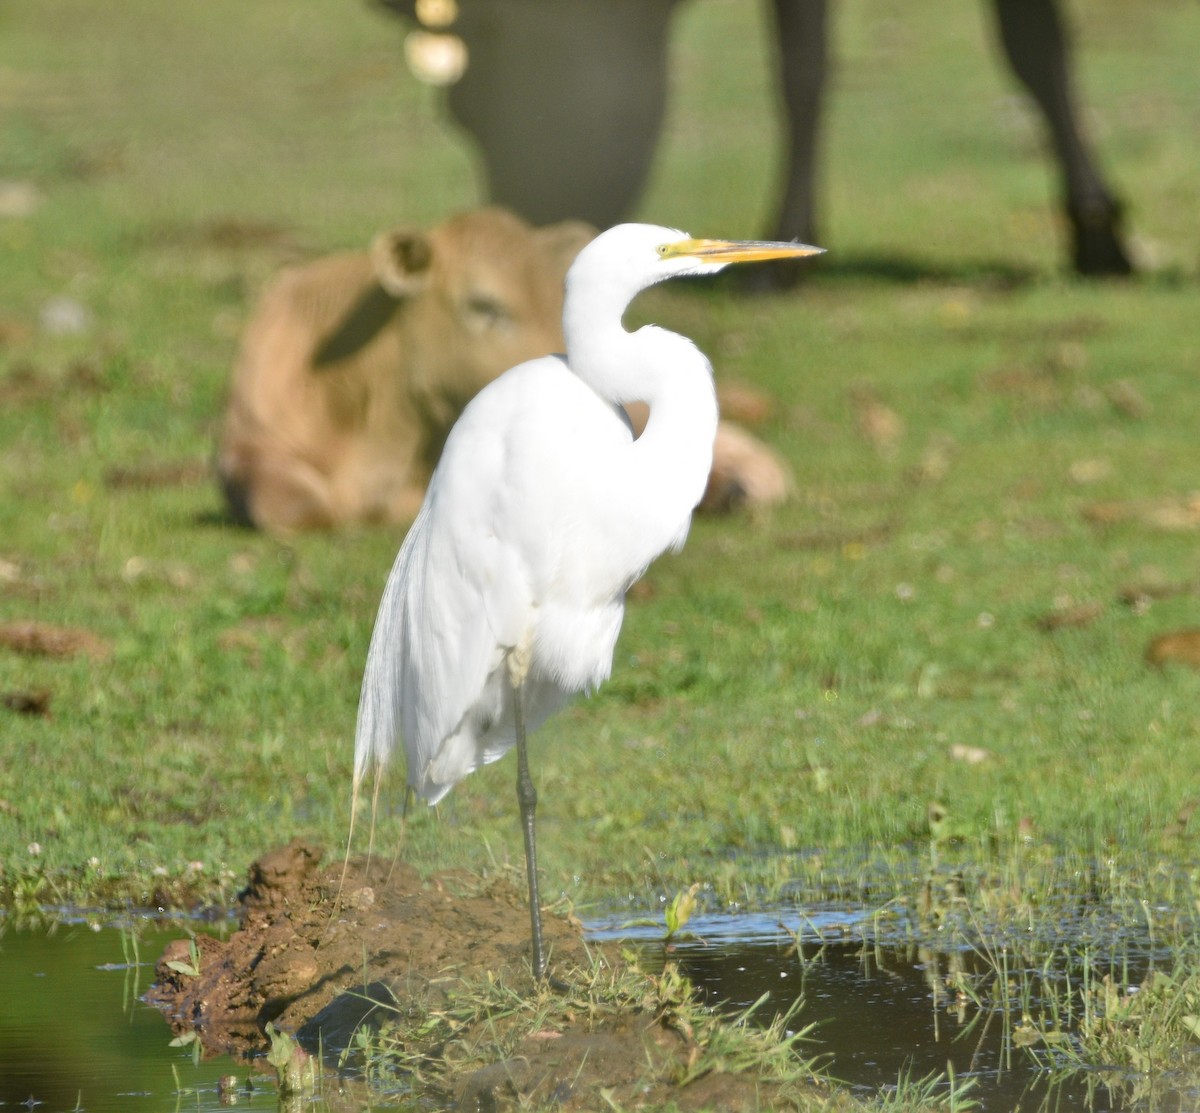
[[370, 229, 434, 297], [536, 220, 597, 273]]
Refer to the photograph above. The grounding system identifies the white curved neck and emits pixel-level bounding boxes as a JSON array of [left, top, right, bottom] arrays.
[[564, 289, 718, 553]]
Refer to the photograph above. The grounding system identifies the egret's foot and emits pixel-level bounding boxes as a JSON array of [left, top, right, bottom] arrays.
[[542, 968, 572, 994]]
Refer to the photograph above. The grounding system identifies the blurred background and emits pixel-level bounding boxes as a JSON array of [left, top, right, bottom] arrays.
[[1, 0, 1198, 902]]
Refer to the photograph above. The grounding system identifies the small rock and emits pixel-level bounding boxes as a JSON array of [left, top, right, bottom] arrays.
[[39, 296, 92, 336], [0, 180, 40, 218], [716, 380, 774, 426], [949, 743, 992, 766]]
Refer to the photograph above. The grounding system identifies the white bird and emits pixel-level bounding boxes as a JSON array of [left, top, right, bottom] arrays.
[[353, 222, 823, 978]]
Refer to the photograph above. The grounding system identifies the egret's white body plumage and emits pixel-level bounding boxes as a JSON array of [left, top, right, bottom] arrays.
[[352, 222, 822, 976], [355, 225, 719, 799]]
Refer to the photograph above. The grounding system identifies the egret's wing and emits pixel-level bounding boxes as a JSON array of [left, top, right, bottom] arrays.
[[353, 361, 557, 802], [353, 484, 515, 802], [352, 497, 430, 791], [354, 354, 647, 803]]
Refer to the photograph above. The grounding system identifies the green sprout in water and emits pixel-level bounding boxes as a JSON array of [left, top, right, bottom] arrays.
[[664, 883, 701, 941], [266, 1022, 319, 1097], [163, 935, 201, 979]]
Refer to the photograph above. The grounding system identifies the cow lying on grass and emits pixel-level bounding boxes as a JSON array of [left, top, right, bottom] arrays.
[[217, 208, 791, 535]]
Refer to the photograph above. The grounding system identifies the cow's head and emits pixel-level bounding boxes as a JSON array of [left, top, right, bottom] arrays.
[[368, 208, 595, 418]]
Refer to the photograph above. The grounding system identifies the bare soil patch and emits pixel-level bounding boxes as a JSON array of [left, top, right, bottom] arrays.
[[0, 619, 111, 661], [1145, 629, 1200, 670]]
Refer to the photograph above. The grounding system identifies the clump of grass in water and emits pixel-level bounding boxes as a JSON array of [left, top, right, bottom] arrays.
[[341, 950, 835, 1107], [118, 925, 142, 1012], [1011, 948, 1200, 1109], [2, 864, 64, 931], [913, 900, 1200, 1110], [869, 1065, 979, 1112], [267, 1023, 321, 1098], [162, 933, 202, 978], [652, 961, 824, 1087]]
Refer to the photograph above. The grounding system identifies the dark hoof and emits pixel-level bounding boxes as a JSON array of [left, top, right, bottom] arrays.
[[1069, 199, 1134, 277]]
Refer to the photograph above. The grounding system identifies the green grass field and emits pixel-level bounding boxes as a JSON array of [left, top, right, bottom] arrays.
[[1, 0, 1198, 935]]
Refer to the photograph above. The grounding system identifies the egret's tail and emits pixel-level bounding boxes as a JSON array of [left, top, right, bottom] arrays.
[[353, 544, 412, 794], [335, 710, 394, 927], [350, 639, 399, 873], [345, 529, 417, 899]]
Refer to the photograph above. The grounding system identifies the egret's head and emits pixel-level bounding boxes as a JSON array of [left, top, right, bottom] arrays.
[[567, 223, 824, 308]]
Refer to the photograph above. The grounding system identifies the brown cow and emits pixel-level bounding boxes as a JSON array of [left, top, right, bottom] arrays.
[[217, 207, 791, 534]]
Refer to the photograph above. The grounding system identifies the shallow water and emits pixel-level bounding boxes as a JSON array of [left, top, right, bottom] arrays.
[[0, 923, 281, 1113], [592, 910, 1182, 1113], [0, 913, 1191, 1112]]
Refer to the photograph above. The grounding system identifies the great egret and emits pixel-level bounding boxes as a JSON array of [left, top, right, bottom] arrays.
[[353, 222, 823, 978]]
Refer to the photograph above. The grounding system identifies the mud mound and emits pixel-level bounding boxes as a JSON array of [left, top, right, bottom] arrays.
[[147, 839, 588, 1058], [147, 841, 830, 1111]]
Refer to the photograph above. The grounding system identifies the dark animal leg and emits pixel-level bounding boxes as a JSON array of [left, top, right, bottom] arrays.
[[748, 0, 829, 291], [991, 0, 1132, 275], [513, 680, 547, 979]]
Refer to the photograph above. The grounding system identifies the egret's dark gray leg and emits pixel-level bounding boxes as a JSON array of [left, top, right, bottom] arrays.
[[513, 681, 547, 979]]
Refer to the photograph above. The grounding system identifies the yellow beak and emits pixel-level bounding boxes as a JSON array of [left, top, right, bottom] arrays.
[[660, 237, 825, 264]]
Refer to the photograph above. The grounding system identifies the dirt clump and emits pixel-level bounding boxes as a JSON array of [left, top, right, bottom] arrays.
[[147, 838, 587, 1059], [148, 840, 830, 1111], [1145, 628, 1200, 670], [0, 619, 112, 661]]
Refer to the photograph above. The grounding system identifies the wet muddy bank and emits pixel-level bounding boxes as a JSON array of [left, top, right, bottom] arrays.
[[146, 840, 834, 1111]]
